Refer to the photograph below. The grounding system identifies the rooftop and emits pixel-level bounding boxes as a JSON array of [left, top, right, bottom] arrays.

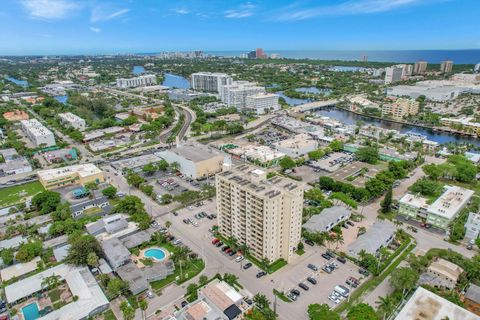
[[395, 287, 477, 320], [303, 206, 352, 232], [465, 284, 480, 304], [156, 142, 223, 163], [111, 154, 162, 170], [399, 193, 429, 209], [274, 133, 317, 150], [37, 163, 102, 181], [347, 221, 395, 258], [428, 185, 474, 219], [428, 258, 464, 281]]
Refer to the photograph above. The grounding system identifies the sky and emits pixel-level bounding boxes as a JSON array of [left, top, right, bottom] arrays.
[[0, 0, 479, 55]]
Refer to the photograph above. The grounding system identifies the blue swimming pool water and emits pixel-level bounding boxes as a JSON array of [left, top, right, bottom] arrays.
[[22, 302, 40, 320], [144, 248, 166, 261]]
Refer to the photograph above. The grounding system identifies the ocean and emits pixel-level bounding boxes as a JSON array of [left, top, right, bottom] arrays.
[[208, 50, 480, 64]]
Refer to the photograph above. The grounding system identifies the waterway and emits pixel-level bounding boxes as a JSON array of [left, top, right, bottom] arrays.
[[133, 66, 145, 75], [5, 76, 29, 87], [316, 107, 480, 147], [295, 87, 332, 95], [277, 92, 311, 106], [162, 73, 190, 89]]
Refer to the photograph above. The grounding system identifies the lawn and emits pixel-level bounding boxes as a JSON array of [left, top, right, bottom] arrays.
[[150, 259, 205, 292], [0, 181, 45, 208], [273, 289, 291, 303], [48, 289, 61, 302], [103, 309, 117, 320]]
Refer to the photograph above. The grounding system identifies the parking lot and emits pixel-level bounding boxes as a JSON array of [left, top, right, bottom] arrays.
[[328, 161, 387, 187], [146, 171, 207, 197], [308, 152, 355, 173]]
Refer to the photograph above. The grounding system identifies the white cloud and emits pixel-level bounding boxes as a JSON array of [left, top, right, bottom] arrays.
[[225, 2, 255, 19], [171, 8, 190, 15], [89, 26, 101, 33], [272, 0, 441, 21], [91, 6, 130, 22], [21, 0, 80, 19]]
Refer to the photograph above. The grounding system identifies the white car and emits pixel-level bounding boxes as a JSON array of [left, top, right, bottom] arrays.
[[235, 256, 244, 263], [192, 221, 199, 227], [173, 239, 182, 245], [328, 295, 340, 304], [146, 291, 154, 299]]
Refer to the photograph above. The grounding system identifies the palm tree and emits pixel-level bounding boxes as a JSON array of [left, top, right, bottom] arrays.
[[334, 233, 344, 249], [41, 274, 61, 291], [376, 296, 395, 320], [223, 273, 239, 287], [170, 161, 180, 172], [172, 246, 192, 280], [138, 298, 148, 320], [165, 220, 172, 231], [253, 293, 270, 310]]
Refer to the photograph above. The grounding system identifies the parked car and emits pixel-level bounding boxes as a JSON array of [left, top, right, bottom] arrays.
[[305, 240, 315, 247], [222, 246, 230, 252], [256, 271, 267, 278], [212, 238, 219, 245], [173, 239, 182, 245], [321, 253, 332, 260], [299, 283, 309, 291], [322, 266, 333, 274], [183, 219, 190, 224], [307, 264, 318, 271], [146, 291, 154, 299], [288, 292, 298, 301], [346, 221, 354, 227], [359, 268, 370, 276], [215, 241, 223, 247], [235, 256, 244, 263], [336, 256, 347, 264], [243, 262, 252, 270], [307, 277, 317, 285], [291, 289, 300, 296]]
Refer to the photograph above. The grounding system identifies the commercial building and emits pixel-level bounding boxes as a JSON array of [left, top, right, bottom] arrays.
[[58, 112, 86, 131], [20, 118, 56, 147], [37, 163, 105, 190], [273, 133, 318, 158], [4, 264, 109, 320], [228, 145, 285, 165], [244, 93, 280, 115], [83, 126, 125, 142], [156, 142, 224, 179], [111, 154, 162, 174], [0, 148, 32, 176], [440, 60, 454, 73], [399, 185, 474, 230], [395, 287, 477, 320], [440, 117, 480, 136], [419, 258, 463, 290], [116, 74, 157, 88], [384, 65, 405, 84], [346, 221, 395, 259], [414, 60, 428, 74], [221, 81, 266, 110], [465, 212, 480, 241], [174, 279, 250, 320], [216, 165, 304, 263], [303, 206, 351, 233], [191, 72, 233, 93], [381, 98, 419, 121]]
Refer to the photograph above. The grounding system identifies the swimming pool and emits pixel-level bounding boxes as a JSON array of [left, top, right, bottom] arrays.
[[144, 248, 167, 261], [22, 302, 40, 320]]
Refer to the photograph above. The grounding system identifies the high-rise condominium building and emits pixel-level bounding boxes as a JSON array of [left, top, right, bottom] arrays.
[[256, 48, 266, 59], [216, 164, 304, 263], [385, 65, 405, 84], [221, 81, 266, 110], [381, 98, 419, 121], [191, 72, 233, 93], [414, 60, 428, 74], [440, 60, 454, 74], [116, 75, 157, 88], [245, 93, 280, 115], [475, 63, 480, 73]]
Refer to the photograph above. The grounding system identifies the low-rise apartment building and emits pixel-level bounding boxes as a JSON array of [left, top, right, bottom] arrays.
[[440, 117, 480, 136], [381, 98, 419, 121], [465, 212, 480, 241], [399, 185, 474, 230], [116, 74, 157, 88], [20, 118, 56, 147], [303, 206, 351, 233], [37, 163, 105, 190], [58, 112, 86, 131], [420, 258, 464, 290], [216, 165, 304, 263]]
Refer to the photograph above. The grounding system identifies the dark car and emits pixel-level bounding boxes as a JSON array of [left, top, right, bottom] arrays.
[[359, 268, 370, 276], [256, 271, 267, 278], [346, 221, 354, 227], [181, 301, 188, 308], [337, 256, 347, 264], [299, 283, 309, 291], [307, 277, 317, 285], [228, 250, 236, 256], [222, 246, 230, 252], [326, 250, 336, 258], [291, 289, 300, 296], [243, 262, 253, 270], [215, 241, 223, 247], [307, 264, 318, 271], [305, 240, 315, 246], [321, 253, 332, 260]]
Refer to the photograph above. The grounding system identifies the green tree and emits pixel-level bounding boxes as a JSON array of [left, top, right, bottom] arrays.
[[87, 252, 99, 268], [329, 140, 344, 152], [120, 301, 135, 320], [101, 186, 118, 198], [66, 233, 103, 266], [157, 159, 169, 171], [16, 240, 43, 262], [253, 293, 270, 310], [107, 278, 129, 298], [0, 248, 14, 265], [389, 267, 419, 298], [376, 296, 396, 320], [41, 274, 61, 290], [355, 146, 379, 164], [307, 303, 340, 320], [32, 191, 61, 215], [160, 193, 173, 204], [422, 164, 443, 180], [126, 172, 145, 187], [279, 156, 296, 170], [381, 187, 393, 213], [139, 299, 148, 320], [142, 163, 157, 176], [347, 303, 379, 320]]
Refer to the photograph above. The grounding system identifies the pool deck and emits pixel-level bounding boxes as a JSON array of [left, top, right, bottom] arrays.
[[136, 247, 170, 266]]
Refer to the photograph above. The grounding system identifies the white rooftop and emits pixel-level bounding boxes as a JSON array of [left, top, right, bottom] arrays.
[[399, 193, 429, 209], [37, 163, 102, 181], [428, 185, 474, 219]]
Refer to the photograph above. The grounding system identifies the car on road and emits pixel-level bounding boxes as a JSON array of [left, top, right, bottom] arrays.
[[243, 263, 252, 270], [298, 283, 309, 291], [307, 277, 317, 285], [256, 271, 267, 278], [307, 264, 318, 271], [336, 256, 346, 264]]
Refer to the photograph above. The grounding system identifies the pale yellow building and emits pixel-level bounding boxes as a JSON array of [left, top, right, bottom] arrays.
[[37, 164, 105, 190], [382, 98, 419, 121], [216, 164, 304, 263]]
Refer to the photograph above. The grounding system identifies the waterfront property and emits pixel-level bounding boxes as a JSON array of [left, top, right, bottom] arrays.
[[398, 185, 474, 230]]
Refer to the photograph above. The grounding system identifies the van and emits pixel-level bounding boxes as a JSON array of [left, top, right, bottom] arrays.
[[334, 285, 349, 297]]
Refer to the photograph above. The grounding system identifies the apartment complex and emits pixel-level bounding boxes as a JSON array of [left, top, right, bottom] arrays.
[[191, 72, 233, 93], [381, 98, 419, 121], [441, 60, 454, 73], [465, 212, 480, 241], [244, 93, 280, 115], [420, 258, 463, 290], [116, 74, 157, 88], [58, 112, 86, 131], [37, 163, 105, 190], [414, 60, 428, 74], [216, 165, 304, 263], [384, 65, 405, 84], [20, 118, 56, 147], [440, 117, 480, 135], [399, 185, 474, 230], [221, 81, 266, 110]]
